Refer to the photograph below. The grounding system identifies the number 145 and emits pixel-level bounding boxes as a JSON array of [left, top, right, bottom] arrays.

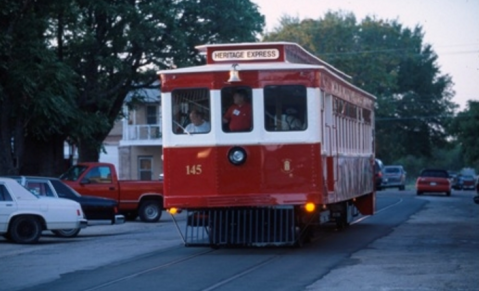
[[186, 165, 202, 175]]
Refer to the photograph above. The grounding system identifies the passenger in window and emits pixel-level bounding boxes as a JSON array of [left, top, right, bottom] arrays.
[[282, 108, 304, 130], [184, 110, 210, 133], [222, 89, 252, 132]]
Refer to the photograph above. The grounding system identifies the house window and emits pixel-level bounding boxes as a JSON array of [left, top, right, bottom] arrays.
[[138, 156, 153, 181], [146, 106, 157, 125]]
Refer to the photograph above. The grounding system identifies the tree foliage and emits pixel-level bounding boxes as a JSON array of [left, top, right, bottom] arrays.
[[0, 0, 78, 175], [264, 11, 457, 163], [449, 100, 479, 169], [0, 0, 264, 175], [52, 0, 265, 162]]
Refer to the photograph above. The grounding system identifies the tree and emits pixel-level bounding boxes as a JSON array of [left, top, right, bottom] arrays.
[[0, 0, 78, 175], [263, 11, 457, 163], [54, 0, 265, 162], [1, 0, 264, 175], [449, 100, 479, 170]]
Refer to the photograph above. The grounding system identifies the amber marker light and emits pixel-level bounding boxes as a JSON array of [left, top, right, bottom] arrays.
[[168, 208, 178, 215], [305, 203, 316, 212]]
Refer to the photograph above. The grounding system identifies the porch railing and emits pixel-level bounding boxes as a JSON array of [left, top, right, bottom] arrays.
[[123, 124, 162, 141]]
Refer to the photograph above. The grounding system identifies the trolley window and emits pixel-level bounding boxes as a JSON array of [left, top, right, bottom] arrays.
[[264, 85, 307, 131], [221, 87, 253, 132], [171, 88, 211, 134]]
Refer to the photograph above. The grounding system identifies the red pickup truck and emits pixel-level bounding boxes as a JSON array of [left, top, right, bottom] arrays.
[[60, 162, 164, 222]]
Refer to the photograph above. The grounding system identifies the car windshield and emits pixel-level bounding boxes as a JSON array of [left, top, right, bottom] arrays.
[[60, 165, 88, 181], [421, 170, 448, 178], [462, 175, 474, 181], [385, 168, 400, 174]]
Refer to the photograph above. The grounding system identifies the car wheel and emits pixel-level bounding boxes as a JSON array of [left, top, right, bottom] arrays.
[[2, 233, 12, 241], [446, 191, 451, 196], [399, 185, 405, 191], [416, 191, 422, 196], [9, 216, 42, 244], [52, 228, 81, 238], [139, 200, 163, 223]]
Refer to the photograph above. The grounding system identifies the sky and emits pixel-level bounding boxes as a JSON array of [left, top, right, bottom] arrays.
[[252, 0, 479, 111]]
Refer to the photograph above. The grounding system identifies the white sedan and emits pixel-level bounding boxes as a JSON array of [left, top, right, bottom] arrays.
[[0, 177, 88, 244]]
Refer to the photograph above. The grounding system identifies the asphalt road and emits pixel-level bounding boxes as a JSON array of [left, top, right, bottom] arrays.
[[308, 189, 479, 291], [1, 189, 478, 291]]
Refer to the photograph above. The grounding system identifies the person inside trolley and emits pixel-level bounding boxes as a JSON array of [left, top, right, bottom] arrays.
[[184, 109, 210, 133], [282, 107, 304, 130], [222, 88, 252, 132]]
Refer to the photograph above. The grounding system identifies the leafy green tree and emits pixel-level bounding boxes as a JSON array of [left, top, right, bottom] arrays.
[[264, 11, 457, 163], [0, 0, 78, 175], [449, 100, 479, 170], [53, 0, 265, 162], [1, 0, 264, 175]]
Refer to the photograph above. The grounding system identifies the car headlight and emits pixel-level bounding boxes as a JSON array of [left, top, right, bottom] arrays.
[[228, 146, 247, 165]]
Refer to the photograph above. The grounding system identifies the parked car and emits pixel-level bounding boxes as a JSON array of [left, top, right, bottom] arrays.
[[460, 175, 476, 190], [447, 171, 457, 186], [0, 177, 87, 244], [7, 176, 124, 238], [475, 177, 479, 204], [416, 169, 452, 196], [60, 162, 164, 222], [375, 159, 385, 191], [381, 165, 407, 191], [451, 173, 463, 190]]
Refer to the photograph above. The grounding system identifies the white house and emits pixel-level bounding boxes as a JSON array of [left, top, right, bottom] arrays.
[[65, 82, 163, 180]]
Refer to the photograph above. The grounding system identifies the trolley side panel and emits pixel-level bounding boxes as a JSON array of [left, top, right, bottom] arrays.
[[163, 144, 324, 209]]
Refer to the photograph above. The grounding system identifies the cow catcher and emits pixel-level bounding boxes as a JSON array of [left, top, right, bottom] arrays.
[[159, 42, 376, 247]]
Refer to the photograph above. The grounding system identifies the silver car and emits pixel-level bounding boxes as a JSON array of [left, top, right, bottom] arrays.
[[382, 165, 407, 191]]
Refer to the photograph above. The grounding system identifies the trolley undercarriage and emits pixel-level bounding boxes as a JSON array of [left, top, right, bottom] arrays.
[[169, 202, 359, 247]]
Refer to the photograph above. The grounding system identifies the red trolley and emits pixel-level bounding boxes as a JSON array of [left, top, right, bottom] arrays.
[[159, 42, 376, 247]]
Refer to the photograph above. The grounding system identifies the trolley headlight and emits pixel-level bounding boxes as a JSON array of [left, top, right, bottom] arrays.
[[305, 203, 316, 212], [228, 146, 247, 165], [167, 208, 182, 215]]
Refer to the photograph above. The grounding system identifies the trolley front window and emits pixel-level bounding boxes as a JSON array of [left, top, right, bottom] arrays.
[[221, 87, 253, 133], [264, 85, 307, 131], [171, 88, 211, 134]]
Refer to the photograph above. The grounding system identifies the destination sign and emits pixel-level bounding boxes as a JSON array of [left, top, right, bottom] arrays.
[[212, 49, 280, 61]]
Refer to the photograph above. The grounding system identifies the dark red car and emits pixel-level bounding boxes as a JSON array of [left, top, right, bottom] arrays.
[[416, 169, 451, 196], [460, 175, 476, 190]]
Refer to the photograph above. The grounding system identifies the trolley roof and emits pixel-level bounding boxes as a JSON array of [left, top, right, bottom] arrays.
[[159, 42, 349, 78], [195, 42, 350, 79], [158, 42, 376, 101]]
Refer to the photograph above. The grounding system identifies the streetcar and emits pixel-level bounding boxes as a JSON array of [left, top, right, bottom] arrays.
[[159, 42, 377, 247]]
